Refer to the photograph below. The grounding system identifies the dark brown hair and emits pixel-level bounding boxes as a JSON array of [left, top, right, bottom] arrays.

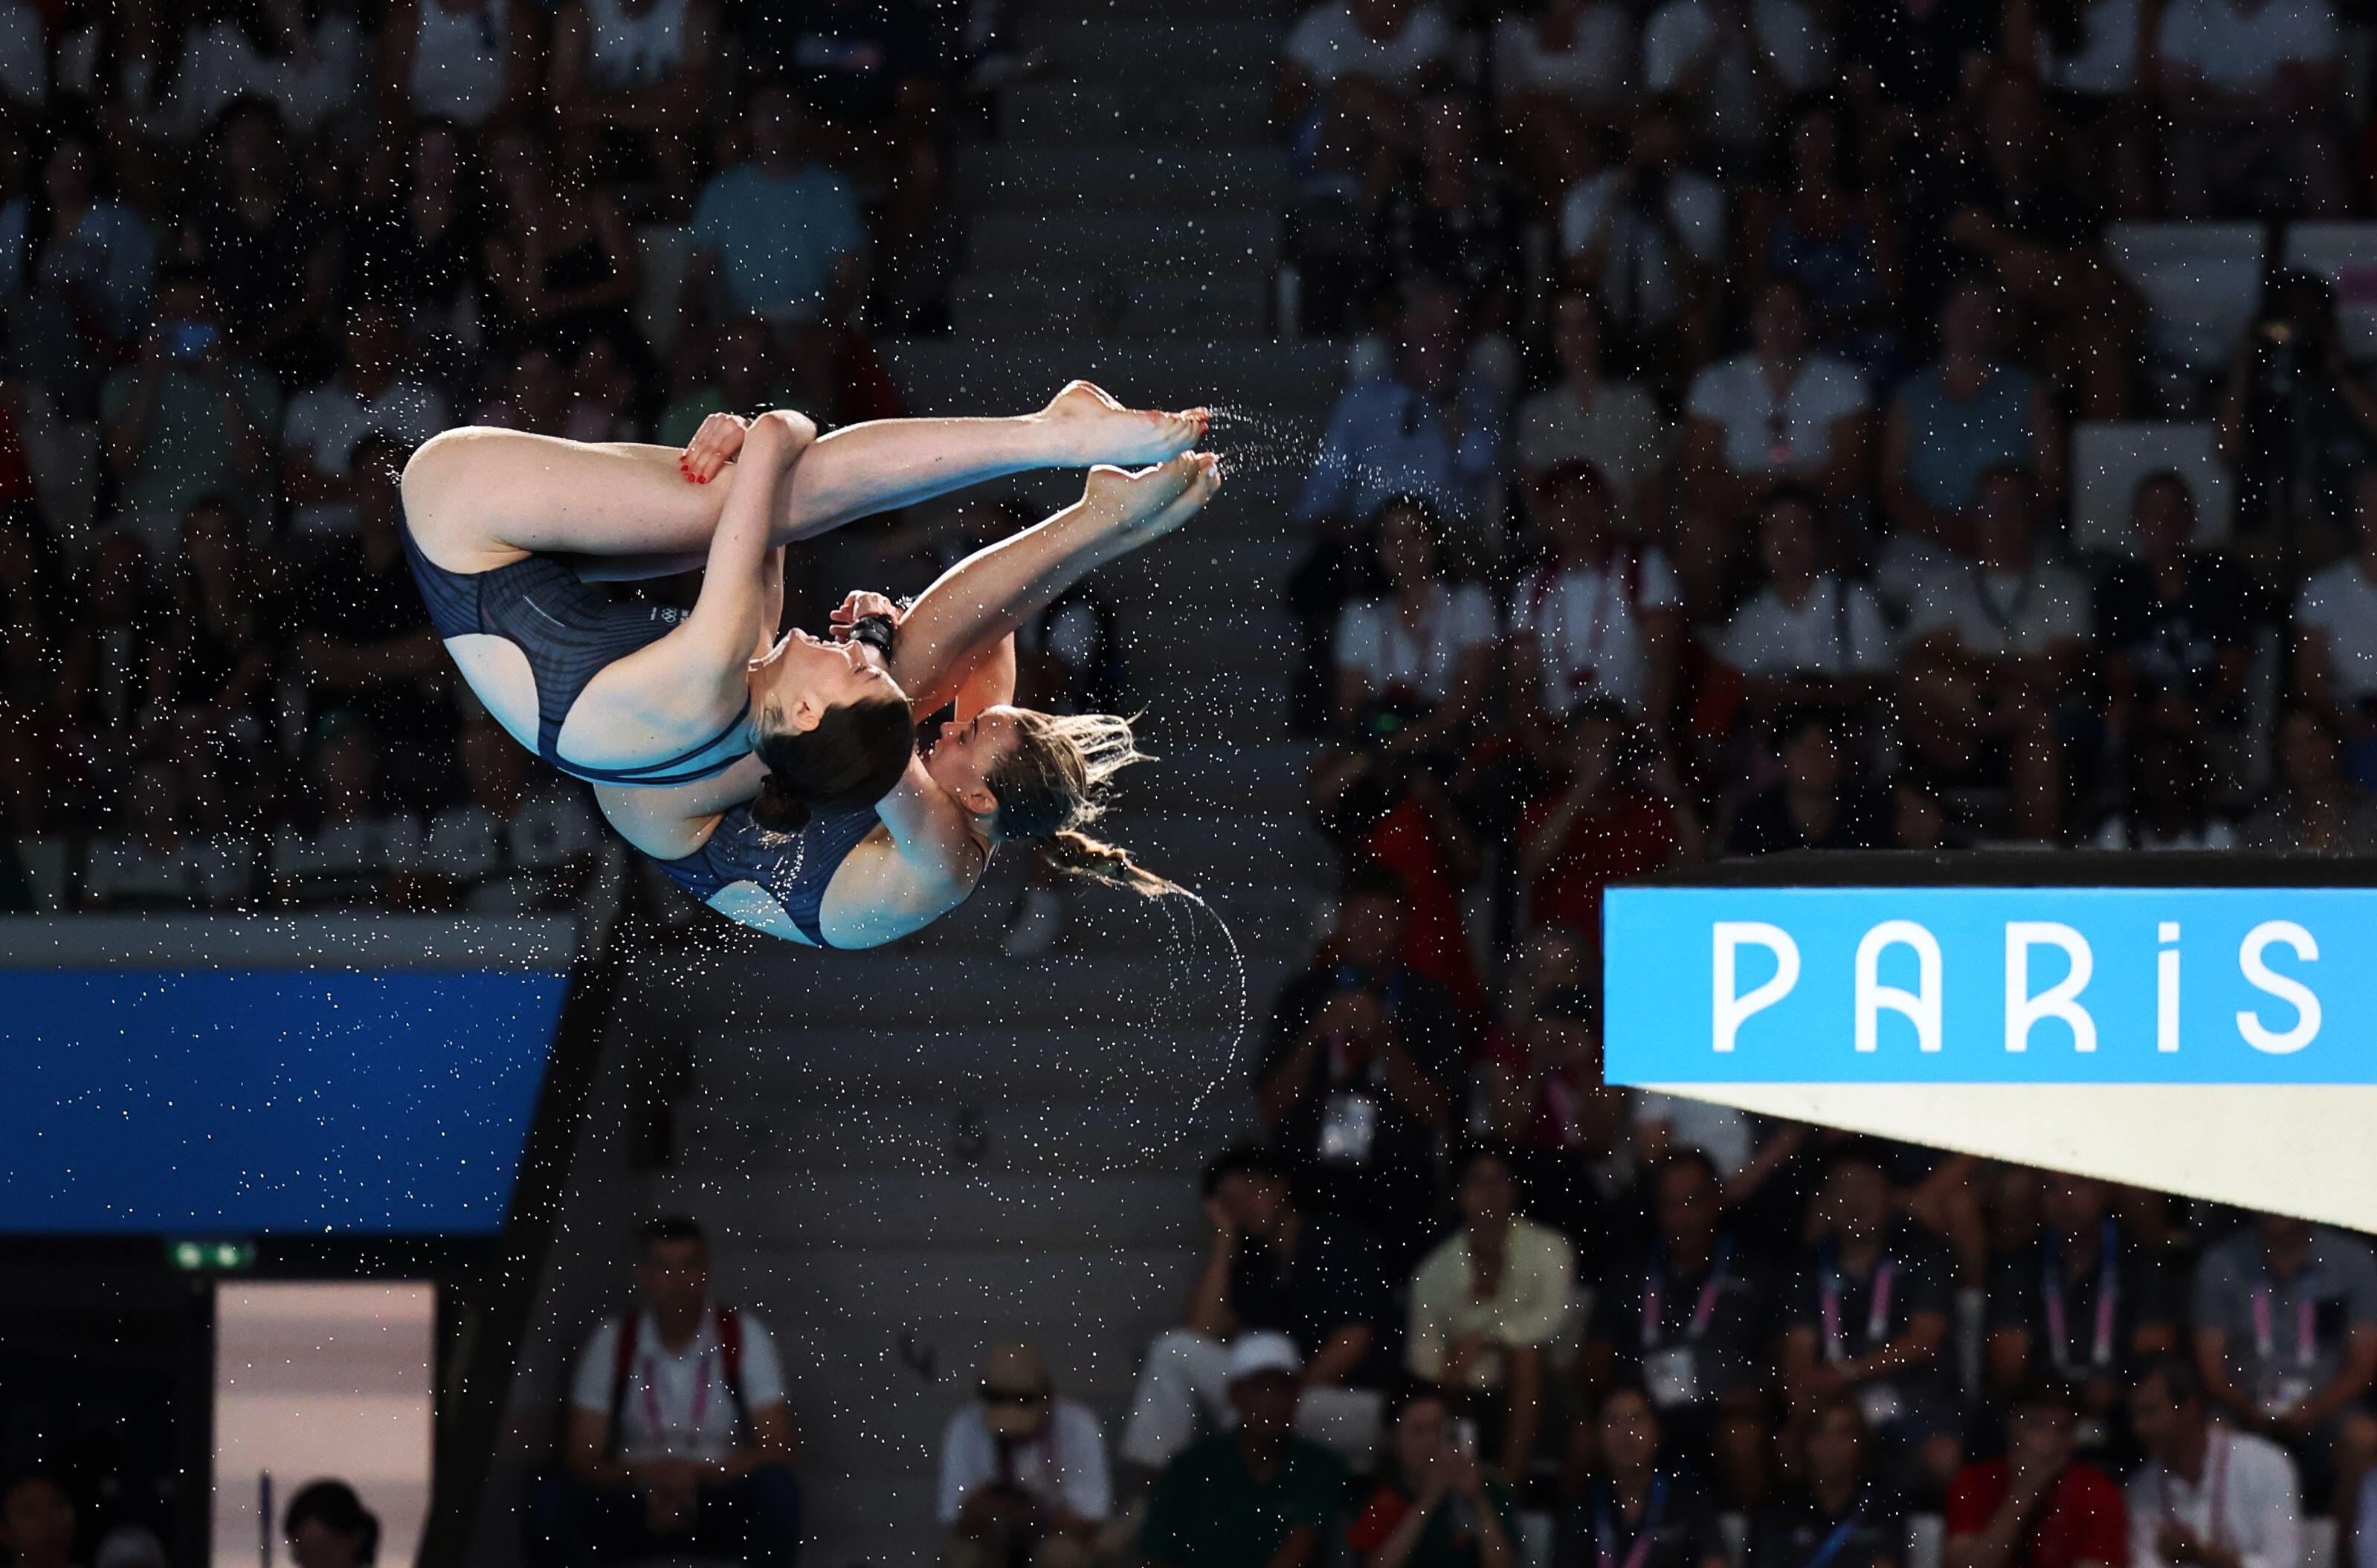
[[750, 695, 914, 833], [981, 710, 1175, 897]]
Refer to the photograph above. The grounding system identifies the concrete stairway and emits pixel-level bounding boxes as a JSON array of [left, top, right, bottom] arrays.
[[467, 0, 1347, 1561]]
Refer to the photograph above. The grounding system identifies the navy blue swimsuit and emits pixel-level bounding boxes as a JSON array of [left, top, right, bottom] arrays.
[[404, 526, 749, 786], [653, 803, 885, 946]]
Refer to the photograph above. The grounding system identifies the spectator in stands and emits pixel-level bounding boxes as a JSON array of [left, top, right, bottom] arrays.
[[480, 126, 645, 371], [1984, 1174, 2178, 1426], [1117, 1145, 1390, 1474], [347, 119, 491, 378], [1140, 1332, 1349, 1568], [1681, 279, 1871, 526], [1554, 1381, 1729, 1568], [2293, 470, 2377, 784], [1407, 1146, 1574, 1482], [377, 0, 540, 131], [283, 1478, 381, 1568], [155, 495, 277, 827], [1714, 488, 1891, 735], [83, 757, 259, 909], [2220, 273, 2377, 561], [1726, 707, 1891, 855], [1945, 1378, 2127, 1568], [2002, 0, 2155, 218], [1481, 984, 1630, 1251], [1515, 289, 1667, 531], [176, 0, 365, 139], [1896, 465, 2090, 843], [191, 98, 341, 387], [0, 123, 155, 417], [937, 1341, 1107, 1568], [476, 344, 576, 435], [99, 267, 277, 557], [1740, 97, 1902, 371], [1836, 0, 1995, 124], [282, 301, 449, 538], [1780, 1143, 1960, 1490], [1492, 0, 1634, 202], [1260, 865, 1461, 1247], [2190, 1216, 2377, 1526], [1516, 701, 1699, 941], [0, 1468, 77, 1568], [1943, 70, 2134, 419], [534, 1215, 802, 1568], [1509, 463, 1685, 742], [1369, 95, 1523, 377], [2244, 705, 2377, 855], [268, 713, 425, 908], [1346, 1387, 1523, 1567], [1881, 277, 2062, 555], [1641, 0, 1831, 171], [1297, 286, 1505, 532], [2091, 729, 2238, 851], [684, 85, 865, 329], [1587, 1147, 1776, 1508], [1329, 495, 1497, 753], [415, 716, 601, 912], [291, 432, 453, 806], [1279, 0, 1456, 196], [1747, 1393, 1905, 1568], [548, 0, 717, 207], [1560, 98, 1724, 384], [2127, 1355, 2303, 1568], [2155, 0, 2347, 219], [2097, 472, 2257, 752]]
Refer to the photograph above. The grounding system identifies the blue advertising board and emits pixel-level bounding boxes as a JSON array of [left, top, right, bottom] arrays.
[[1604, 885, 2377, 1084], [0, 966, 567, 1235]]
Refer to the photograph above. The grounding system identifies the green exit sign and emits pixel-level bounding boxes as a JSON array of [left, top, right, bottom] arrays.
[[167, 1240, 256, 1272]]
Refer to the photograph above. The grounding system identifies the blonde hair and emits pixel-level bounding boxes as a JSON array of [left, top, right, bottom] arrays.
[[983, 710, 1178, 897]]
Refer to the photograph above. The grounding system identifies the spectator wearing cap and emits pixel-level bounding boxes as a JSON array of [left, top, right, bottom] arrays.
[[1407, 1146, 1575, 1482], [284, 1478, 381, 1568], [1554, 1382, 1729, 1568], [1346, 1387, 1523, 1567], [2127, 1355, 2303, 1568], [1140, 1333, 1349, 1568], [1515, 289, 1668, 530], [1117, 1147, 1391, 1474], [1586, 1147, 1776, 1509], [1680, 278, 1871, 529], [2190, 1215, 2377, 1528], [1945, 1379, 2127, 1568], [1984, 1175, 2179, 1429], [0, 1468, 74, 1568], [530, 1216, 802, 1568], [938, 1342, 1107, 1568], [1747, 1393, 1906, 1568]]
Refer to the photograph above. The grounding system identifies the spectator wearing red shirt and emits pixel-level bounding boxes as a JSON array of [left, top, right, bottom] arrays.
[[1515, 697, 1702, 943], [1945, 1380, 2126, 1568]]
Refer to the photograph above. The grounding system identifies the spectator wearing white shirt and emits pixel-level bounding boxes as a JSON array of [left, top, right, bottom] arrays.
[[2155, 0, 2346, 217], [1280, 0, 1454, 193], [1333, 496, 1498, 758], [1717, 488, 1891, 726], [532, 1216, 802, 1567], [282, 303, 449, 538], [1493, 0, 1635, 201], [1509, 462, 1685, 753], [1897, 465, 2091, 842], [939, 1342, 1109, 1568], [2129, 1355, 2303, 1568], [1681, 279, 1871, 526], [2293, 471, 2377, 784], [1641, 0, 1830, 162], [1560, 102, 1726, 374], [1515, 288, 1668, 533]]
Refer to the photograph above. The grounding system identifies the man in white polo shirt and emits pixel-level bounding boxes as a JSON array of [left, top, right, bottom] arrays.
[[528, 1216, 803, 1567], [2128, 1355, 2302, 1568]]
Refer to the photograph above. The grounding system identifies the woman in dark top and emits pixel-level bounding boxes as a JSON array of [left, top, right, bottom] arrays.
[[1749, 1393, 1905, 1568], [346, 118, 485, 355], [1726, 708, 1891, 856], [1741, 99, 1901, 372], [479, 123, 642, 368], [1347, 1389, 1520, 1568], [1555, 1384, 1727, 1568]]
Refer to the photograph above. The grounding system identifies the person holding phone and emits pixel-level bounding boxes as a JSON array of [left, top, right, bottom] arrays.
[[1348, 1388, 1520, 1568]]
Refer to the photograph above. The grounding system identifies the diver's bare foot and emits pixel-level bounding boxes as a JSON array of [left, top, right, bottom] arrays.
[[1080, 452, 1220, 538], [1037, 380, 1207, 466]]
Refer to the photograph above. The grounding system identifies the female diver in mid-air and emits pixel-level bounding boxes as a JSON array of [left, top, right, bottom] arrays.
[[596, 451, 1222, 948], [397, 384, 1207, 820]]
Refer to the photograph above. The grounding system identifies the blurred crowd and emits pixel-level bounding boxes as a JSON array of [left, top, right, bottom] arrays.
[[0, 0, 972, 917]]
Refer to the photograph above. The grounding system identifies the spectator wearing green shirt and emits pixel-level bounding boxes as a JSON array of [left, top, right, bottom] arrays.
[[99, 268, 275, 556], [681, 84, 865, 329], [1141, 1333, 1349, 1568], [1346, 1389, 1520, 1568]]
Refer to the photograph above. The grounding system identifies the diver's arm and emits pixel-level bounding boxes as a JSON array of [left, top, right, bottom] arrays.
[[871, 758, 990, 894], [952, 635, 1018, 722]]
